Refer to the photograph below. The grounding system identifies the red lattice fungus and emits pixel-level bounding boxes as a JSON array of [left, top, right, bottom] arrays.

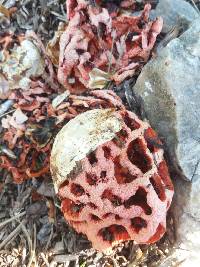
[[50, 108, 174, 251], [58, 1, 163, 93]]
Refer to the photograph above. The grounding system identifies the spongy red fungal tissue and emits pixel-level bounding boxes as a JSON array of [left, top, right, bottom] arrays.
[[51, 108, 174, 251], [58, 0, 163, 94]]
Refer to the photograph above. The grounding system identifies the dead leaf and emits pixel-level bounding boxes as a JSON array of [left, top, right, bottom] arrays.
[[12, 108, 28, 124], [0, 39, 45, 97], [52, 90, 70, 109], [0, 74, 9, 99], [46, 22, 66, 66], [1, 108, 28, 130], [46, 199, 56, 223], [0, 4, 10, 18], [88, 68, 111, 89]]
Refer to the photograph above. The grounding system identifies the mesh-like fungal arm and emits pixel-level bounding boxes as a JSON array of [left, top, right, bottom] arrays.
[[51, 109, 174, 251], [58, 1, 163, 93]]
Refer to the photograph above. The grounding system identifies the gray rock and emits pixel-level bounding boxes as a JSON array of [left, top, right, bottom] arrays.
[[134, 18, 200, 181], [154, 0, 199, 33], [159, 175, 200, 266], [134, 19, 200, 265]]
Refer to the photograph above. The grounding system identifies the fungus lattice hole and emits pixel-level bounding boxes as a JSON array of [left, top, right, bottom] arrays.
[[112, 129, 128, 148], [86, 173, 98, 186], [102, 189, 122, 207], [90, 214, 101, 221], [147, 223, 166, 243], [98, 227, 114, 242], [114, 156, 137, 184], [124, 187, 152, 215], [88, 202, 97, 209], [100, 171, 107, 178], [87, 151, 98, 165], [149, 175, 166, 201], [61, 180, 69, 188], [131, 217, 147, 233], [98, 225, 130, 243], [127, 138, 152, 173], [62, 199, 85, 219], [71, 203, 85, 214], [144, 128, 162, 153], [123, 112, 140, 131], [62, 198, 71, 214], [76, 48, 85, 55], [115, 215, 122, 220], [103, 213, 112, 219], [102, 146, 111, 159], [158, 161, 174, 191], [71, 183, 85, 196]]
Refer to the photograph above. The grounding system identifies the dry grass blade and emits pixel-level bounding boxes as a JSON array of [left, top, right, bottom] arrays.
[[0, 109, 15, 118], [20, 221, 32, 256], [154, 25, 181, 56], [40, 252, 50, 267], [27, 223, 38, 267], [0, 100, 14, 116], [0, 211, 26, 229], [0, 219, 25, 249]]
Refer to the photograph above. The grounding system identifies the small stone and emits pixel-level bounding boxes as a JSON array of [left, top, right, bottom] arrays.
[[0, 39, 45, 96]]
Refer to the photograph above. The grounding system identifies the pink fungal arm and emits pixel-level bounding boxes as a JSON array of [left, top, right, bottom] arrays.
[[58, 0, 163, 94]]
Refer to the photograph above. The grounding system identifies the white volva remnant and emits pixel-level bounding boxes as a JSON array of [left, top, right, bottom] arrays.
[[50, 109, 123, 192]]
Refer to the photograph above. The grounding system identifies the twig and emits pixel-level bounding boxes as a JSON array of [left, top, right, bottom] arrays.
[[41, 252, 50, 267], [191, 159, 200, 182], [21, 246, 27, 266], [0, 108, 15, 118], [45, 223, 54, 251], [0, 220, 25, 249], [50, 11, 66, 22], [0, 211, 26, 229], [27, 223, 38, 267], [155, 25, 180, 55], [0, 186, 5, 202], [33, 223, 39, 267], [189, 0, 200, 13], [0, 99, 14, 116], [20, 221, 32, 256]]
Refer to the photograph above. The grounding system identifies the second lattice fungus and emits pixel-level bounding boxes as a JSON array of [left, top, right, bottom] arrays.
[[50, 108, 174, 251]]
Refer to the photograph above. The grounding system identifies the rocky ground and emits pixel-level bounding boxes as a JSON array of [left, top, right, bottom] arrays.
[[0, 0, 200, 266]]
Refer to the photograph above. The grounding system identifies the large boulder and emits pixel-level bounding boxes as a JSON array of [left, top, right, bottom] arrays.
[[153, 0, 199, 33], [134, 19, 200, 265], [134, 18, 200, 182]]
